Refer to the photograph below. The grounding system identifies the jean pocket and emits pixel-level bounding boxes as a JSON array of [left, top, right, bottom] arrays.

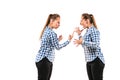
[[97, 57, 105, 67]]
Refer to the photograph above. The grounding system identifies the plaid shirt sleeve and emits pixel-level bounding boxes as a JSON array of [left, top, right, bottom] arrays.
[[82, 28, 100, 48], [50, 32, 70, 50]]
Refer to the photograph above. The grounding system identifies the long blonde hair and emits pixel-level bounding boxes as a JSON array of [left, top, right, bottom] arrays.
[[82, 13, 98, 29], [39, 14, 60, 39]]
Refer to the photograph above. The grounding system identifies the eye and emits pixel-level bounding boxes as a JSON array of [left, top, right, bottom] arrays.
[[58, 22, 60, 24]]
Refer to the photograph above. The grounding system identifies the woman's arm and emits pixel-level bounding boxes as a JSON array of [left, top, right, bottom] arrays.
[[82, 29, 100, 48], [50, 32, 72, 50]]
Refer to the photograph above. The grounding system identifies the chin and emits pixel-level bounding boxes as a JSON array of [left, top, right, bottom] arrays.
[[54, 27, 58, 29], [55, 27, 59, 29]]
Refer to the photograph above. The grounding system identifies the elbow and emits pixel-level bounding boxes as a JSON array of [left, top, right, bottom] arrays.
[[92, 43, 100, 48], [55, 46, 62, 50], [56, 47, 61, 50]]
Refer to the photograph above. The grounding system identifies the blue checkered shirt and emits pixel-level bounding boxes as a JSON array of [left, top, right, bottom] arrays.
[[35, 27, 70, 62], [82, 26, 105, 63]]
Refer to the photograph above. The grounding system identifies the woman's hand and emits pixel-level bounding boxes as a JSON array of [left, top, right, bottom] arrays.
[[73, 38, 83, 47], [68, 31, 74, 41], [74, 27, 84, 35], [58, 35, 63, 41]]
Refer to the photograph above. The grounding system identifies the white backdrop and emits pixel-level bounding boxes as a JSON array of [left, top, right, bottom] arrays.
[[0, 0, 120, 80]]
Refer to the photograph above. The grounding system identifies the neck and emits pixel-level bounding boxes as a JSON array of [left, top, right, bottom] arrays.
[[48, 24, 53, 29], [87, 24, 92, 28]]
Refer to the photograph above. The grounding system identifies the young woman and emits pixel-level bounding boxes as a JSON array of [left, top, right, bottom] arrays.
[[35, 14, 73, 80], [74, 13, 105, 80]]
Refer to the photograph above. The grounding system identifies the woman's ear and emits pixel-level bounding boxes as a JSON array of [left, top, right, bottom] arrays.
[[50, 19, 54, 23], [86, 19, 89, 24], [49, 19, 53, 24]]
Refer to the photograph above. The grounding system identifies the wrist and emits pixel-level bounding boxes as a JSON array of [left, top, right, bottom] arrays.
[[67, 39, 71, 42], [78, 32, 81, 35], [78, 35, 82, 40], [77, 30, 81, 35], [82, 39, 84, 44]]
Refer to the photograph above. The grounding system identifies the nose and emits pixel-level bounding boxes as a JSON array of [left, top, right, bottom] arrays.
[[80, 22, 82, 25]]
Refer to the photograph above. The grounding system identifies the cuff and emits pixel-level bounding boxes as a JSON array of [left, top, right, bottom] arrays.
[[78, 35, 82, 40]]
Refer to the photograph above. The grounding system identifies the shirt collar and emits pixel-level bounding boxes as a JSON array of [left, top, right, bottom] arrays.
[[47, 26, 53, 30]]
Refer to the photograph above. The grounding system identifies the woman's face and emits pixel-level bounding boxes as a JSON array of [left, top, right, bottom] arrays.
[[80, 16, 88, 29], [51, 17, 60, 29]]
